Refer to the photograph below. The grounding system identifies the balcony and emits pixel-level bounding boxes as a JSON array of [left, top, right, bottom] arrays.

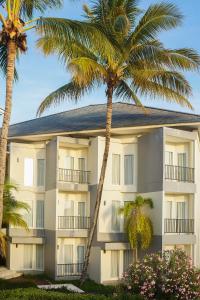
[[58, 216, 90, 230], [164, 219, 194, 234], [58, 168, 90, 184], [165, 165, 194, 183], [57, 263, 83, 277]]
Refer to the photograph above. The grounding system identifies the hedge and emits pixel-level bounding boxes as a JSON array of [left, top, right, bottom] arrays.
[[1, 288, 144, 300]]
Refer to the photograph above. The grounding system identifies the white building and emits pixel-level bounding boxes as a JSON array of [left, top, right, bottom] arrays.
[[6, 102, 200, 283]]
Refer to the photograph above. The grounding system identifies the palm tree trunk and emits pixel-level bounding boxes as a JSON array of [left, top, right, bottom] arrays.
[[80, 84, 113, 284], [0, 40, 16, 228]]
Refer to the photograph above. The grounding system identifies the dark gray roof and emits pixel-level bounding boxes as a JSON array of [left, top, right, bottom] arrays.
[[9, 102, 200, 138]]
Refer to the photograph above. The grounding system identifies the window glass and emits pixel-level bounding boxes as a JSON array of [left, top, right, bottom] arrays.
[[124, 155, 134, 185]]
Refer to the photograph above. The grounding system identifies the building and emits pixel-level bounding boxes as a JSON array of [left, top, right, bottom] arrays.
[[5, 102, 200, 284]]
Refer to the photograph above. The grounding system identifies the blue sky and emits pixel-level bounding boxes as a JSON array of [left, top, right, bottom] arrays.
[[1, 0, 200, 124]]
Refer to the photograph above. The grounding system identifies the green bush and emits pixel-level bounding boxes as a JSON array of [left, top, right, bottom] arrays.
[[122, 249, 200, 300], [1, 288, 144, 300]]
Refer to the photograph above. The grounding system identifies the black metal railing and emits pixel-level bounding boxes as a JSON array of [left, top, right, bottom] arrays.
[[58, 216, 90, 229], [57, 263, 83, 277], [58, 168, 90, 184], [164, 219, 194, 234], [165, 165, 194, 183]]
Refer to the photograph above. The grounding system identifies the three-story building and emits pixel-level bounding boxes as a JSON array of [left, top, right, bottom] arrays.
[[6, 102, 200, 283]]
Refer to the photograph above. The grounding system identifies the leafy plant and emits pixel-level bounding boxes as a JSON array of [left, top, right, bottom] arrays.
[[119, 196, 153, 251], [122, 249, 200, 300]]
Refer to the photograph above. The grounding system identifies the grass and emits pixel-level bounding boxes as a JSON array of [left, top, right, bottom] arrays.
[[0, 275, 115, 295]]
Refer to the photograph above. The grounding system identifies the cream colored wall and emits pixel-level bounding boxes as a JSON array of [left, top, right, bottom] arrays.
[[57, 237, 86, 264], [193, 134, 200, 267], [9, 142, 46, 190], [45, 189, 57, 230], [140, 191, 163, 236], [88, 137, 99, 184], [88, 247, 101, 283], [98, 191, 137, 233], [164, 194, 194, 219], [57, 192, 90, 221], [58, 148, 88, 169], [10, 244, 44, 271], [96, 137, 138, 192], [9, 142, 46, 229]]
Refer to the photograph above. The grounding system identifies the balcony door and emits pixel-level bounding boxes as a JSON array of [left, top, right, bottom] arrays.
[[64, 200, 74, 229], [176, 201, 186, 219], [63, 245, 73, 274], [78, 158, 86, 183], [78, 202, 86, 228], [63, 156, 74, 182], [177, 153, 187, 181], [77, 246, 85, 273]]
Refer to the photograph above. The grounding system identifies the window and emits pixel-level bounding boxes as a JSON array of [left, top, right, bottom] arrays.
[[178, 153, 187, 167], [165, 151, 173, 165], [78, 158, 86, 170], [23, 245, 33, 269], [110, 251, 119, 278], [63, 245, 73, 263], [124, 155, 134, 185], [24, 158, 33, 186], [166, 201, 172, 219], [36, 200, 44, 228], [112, 200, 120, 231], [23, 245, 44, 270], [65, 156, 74, 169], [112, 154, 120, 185], [178, 153, 187, 181], [23, 201, 33, 227], [37, 159, 45, 186], [123, 250, 135, 272], [177, 202, 186, 219], [36, 245, 44, 270]]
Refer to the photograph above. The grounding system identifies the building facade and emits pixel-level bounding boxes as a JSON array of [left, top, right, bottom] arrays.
[[6, 103, 200, 283]]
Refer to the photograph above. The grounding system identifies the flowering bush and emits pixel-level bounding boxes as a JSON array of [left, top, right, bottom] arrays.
[[122, 249, 200, 300]]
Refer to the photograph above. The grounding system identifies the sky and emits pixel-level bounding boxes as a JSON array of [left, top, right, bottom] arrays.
[[1, 0, 200, 124]]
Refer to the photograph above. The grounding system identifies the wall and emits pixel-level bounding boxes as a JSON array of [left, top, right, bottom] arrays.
[[138, 128, 164, 193]]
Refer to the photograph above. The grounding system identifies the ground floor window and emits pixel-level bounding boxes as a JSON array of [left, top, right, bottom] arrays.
[[23, 244, 44, 270], [123, 249, 135, 272], [110, 250, 120, 278]]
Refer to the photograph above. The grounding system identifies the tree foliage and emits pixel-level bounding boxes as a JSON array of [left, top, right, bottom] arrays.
[[37, 0, 200, 115], [119, 195, 154, 250]]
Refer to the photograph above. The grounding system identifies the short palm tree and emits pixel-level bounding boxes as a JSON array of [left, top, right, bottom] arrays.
[[119, 195, 153, 259], [37, 0, 200, 282], [0, 0, 108, 229], [0, 181, 29, 257]]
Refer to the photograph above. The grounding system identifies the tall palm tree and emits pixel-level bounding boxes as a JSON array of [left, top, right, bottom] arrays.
[[0, 0, 108, 229], [37, 0, 200, 282], [0, 181, 29, 257], [119, 195, 153, 259]]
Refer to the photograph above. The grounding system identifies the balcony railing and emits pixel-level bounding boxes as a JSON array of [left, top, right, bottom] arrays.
[[58, 168, 90, 184], [165, 165, 194, 183], [57, 263, 83, 277], [164, 219, 194, 234], [58, 216, 90, 229]]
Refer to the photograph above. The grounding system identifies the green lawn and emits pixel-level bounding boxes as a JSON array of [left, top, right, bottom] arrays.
[[0, 276, 143, 300]]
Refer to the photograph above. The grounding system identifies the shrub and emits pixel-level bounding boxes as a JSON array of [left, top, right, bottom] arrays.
[[1, 288, 143, 300], [121, 249, 200, 300]]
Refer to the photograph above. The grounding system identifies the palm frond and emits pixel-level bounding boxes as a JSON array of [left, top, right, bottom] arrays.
[[129, 2, 183, 44], [115, 79, 143, 106], [37, 81, 94, 116], [68, 57, 107, 86]]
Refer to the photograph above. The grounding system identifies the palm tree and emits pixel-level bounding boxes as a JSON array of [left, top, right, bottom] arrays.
[[0, 181, 29, 257], [0, 0, 108, 229], [37, 0, 200, 282], [119, 196, 153, 260]]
